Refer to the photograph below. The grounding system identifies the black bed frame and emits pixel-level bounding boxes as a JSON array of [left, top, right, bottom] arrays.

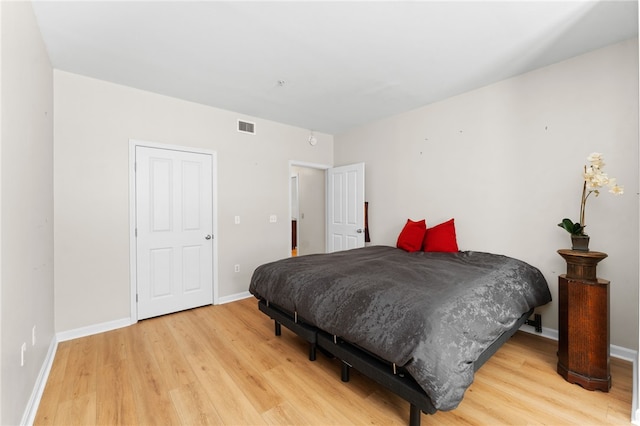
[[258, 299, 541, 426]]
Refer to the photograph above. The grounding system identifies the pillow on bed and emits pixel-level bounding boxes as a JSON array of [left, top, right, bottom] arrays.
[[396, 219, 427, 252], [422, 218, 459, 252]]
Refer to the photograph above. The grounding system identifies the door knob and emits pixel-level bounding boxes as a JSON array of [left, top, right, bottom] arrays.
[[205, 234, 212, 240], [356, 229, 363, 233]]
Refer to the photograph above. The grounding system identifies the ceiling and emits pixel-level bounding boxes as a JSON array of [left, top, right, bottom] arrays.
[[32, 1, 638, 135]]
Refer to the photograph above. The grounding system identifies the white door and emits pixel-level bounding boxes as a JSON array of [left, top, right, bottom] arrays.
[[327, 162, 365, 252], [135, 146, 214, 319]]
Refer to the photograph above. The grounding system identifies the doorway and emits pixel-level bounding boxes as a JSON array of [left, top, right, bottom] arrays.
[[130, 140, 218, 321], [289, 161, 330, 256], [290, 165, 326, 256]]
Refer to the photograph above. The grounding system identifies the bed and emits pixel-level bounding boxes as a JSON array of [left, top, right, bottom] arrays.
[[249, 245, 552, 425]]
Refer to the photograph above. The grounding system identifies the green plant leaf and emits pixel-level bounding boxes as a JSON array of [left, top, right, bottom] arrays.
[[557, 218, 573, 232], [558, 218, 584, 235]]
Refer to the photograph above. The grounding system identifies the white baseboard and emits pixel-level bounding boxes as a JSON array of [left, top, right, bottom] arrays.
[[217, 290, 252, 304], [56, 293, 253, 342], [612, 344, 639, 363], [56, 317, 133, 342], [20, 336, 58, 426], [519, 323, 558, 341], [518, 324, 638, 362]]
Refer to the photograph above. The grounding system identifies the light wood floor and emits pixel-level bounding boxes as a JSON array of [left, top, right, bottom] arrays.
[[35, 297, 633, 425]]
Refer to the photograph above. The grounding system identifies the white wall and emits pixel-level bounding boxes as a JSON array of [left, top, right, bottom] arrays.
[[335, 39, 639, 351], [0, 2, 55, 425], [53, 71, 333, 332]]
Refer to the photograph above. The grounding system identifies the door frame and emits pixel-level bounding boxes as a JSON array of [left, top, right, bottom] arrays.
[[129, 139, 219, 322], [288, 160, 331, 256]]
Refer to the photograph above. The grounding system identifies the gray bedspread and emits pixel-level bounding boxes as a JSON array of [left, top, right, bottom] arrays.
[[249, 245, 551, 410]]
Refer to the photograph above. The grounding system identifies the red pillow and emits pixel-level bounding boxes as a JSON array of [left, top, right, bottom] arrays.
[[396, 219, 427, 252], [422, 218, 459, 252]]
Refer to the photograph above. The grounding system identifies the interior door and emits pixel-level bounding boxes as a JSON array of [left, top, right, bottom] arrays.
[[135, 146, 214, 319], [326, 162, 365, 252]]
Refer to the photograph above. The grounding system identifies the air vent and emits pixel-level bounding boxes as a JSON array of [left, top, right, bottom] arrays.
[[238, 120, 256, 135]]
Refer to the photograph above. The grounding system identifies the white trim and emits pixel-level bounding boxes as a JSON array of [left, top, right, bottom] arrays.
[[218, 291, 252, 305], [56, 317, 132, 343], [289, 160, 331, 170], [128, 139, 219, 324], [20, 336, 58, 426], [519, 324, 638, 362], [612, 344, 639, 363], [518, 323, 558, 341]]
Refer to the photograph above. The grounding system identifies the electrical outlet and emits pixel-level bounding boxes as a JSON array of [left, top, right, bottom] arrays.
[[234, 264, 240, 273], [21, 342, 26, 367], [32, 326, 36, 346], [269, 214, 277, 223]]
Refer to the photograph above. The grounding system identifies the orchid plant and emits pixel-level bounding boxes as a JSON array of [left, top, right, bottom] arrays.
[[558, 152, 623, 236]]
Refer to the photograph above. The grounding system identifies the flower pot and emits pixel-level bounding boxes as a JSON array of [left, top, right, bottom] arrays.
[[571, 235, 590, 252]]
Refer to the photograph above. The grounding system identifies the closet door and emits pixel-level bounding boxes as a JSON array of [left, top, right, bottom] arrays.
[[135, 146, 214, 319]]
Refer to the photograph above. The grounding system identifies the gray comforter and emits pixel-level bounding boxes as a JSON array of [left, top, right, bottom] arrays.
[[249, 245, 551, 410]]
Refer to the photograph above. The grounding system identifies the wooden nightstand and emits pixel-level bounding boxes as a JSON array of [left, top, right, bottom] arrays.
[[556, 249, 610, 392]]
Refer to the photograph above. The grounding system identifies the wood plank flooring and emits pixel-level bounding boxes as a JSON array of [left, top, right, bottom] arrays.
[[35, 297, 633, 425]]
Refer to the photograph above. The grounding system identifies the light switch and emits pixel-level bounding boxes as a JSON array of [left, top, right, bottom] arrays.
[[234, 215, 240, 224]]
